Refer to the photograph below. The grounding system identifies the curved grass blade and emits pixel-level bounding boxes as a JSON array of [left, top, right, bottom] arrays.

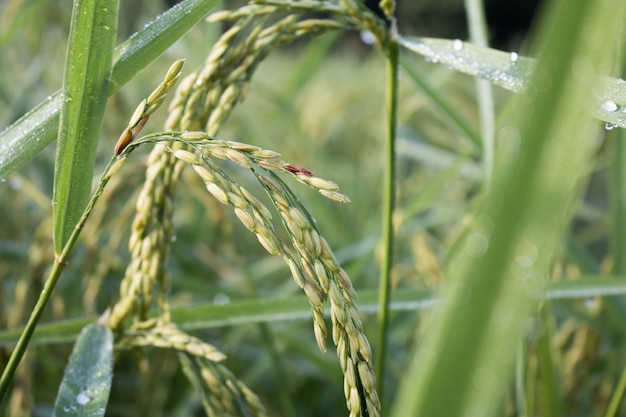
[[52, 0, 119, 253], [1, 277, 626, 347], [0, 0, 218, 182], [398, 36, 626, 129], [52, 324, 113, 417], [398, 36, 533, 93]]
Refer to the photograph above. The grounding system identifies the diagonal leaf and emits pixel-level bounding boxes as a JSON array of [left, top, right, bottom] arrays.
[[0, 0, 219, 182], [1, 278, 625, 346], [52, 0, 119, 253], [398, 36, 626, 129], [52, 324, 113, 417]]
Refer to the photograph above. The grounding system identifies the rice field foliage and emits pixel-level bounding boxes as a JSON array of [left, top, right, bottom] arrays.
[[0, 0, 626, 416]]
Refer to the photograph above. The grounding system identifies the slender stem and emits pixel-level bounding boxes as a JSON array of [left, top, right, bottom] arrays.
[[515, 340, 527, 417], [612, 131, 626, 274], [375, 33, 398, 403], [465, 0, 495, 188], [605, 364, 626, 417], [604, 30, 626, 417], [0, 156, 120, 401]]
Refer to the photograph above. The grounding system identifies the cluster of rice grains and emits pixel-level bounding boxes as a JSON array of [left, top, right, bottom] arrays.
[[108, 2, 387, 416]]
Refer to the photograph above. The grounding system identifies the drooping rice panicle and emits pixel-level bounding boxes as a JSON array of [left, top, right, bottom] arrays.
[[109, 3, 386, 416]]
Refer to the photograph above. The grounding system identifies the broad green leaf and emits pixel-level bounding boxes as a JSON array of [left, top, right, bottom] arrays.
[[53, 0, 119, 253], [0, 0, 219, 182], [392, 0, 624, 416], [52, 324, 113, 417], [398, 36, 626, 129], [398, 36, 532, 93], [0, 278, 625, 346]]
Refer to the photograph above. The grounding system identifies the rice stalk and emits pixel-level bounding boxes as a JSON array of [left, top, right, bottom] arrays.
[[179, 353, 267, 417], [106, 2, 390, 416], [116, 321, 226, 362], [127, 131, 379, 417]]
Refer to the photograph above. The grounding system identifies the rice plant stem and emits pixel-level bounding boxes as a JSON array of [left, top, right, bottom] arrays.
[[605, 110, 626, 417], [612, 135, 626, 274], [605, 363, 626, 417], [0, 156, 119, 401], [514, 340, 528, 417], [375, 34, 399, 402]]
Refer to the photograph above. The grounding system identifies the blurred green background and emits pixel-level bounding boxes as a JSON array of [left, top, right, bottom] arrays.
[[2, 1, 623, 416]]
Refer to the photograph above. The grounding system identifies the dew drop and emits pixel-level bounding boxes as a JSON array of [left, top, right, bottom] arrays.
[[9, 178, 22, 190], [605, 122, 616, 130], [600, 100, 618, 112], [76, 390, 89, 405], [453, 39, 463, 51], [510, 52, 519, 64], [359, 30, 376, 45], [214, 293, 230, 305]]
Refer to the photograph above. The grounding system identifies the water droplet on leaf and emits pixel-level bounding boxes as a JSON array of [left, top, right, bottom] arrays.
[[359, 30, 375, 45], [76, 390, 89, 405], [600, 100, 618, 112]]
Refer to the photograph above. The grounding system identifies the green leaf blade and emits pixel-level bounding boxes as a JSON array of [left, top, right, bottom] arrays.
[[52, 324, 114, 417], [53, 0, 119, 253], [398, 36, 533, 93], [1, 278, 625, 347], [398, 36, 626, 129]]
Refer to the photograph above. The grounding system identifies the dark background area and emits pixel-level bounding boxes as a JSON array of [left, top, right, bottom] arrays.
[[163, 0, 542, 50]]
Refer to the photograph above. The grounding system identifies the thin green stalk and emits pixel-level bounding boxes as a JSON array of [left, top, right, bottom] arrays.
[[613, 118, 626, 274], [605, 26, 626, 417], [465, 0, 495, 188], [605, 365, 626, 417], [0, 155, 120, 401], [538, 303, 563, 417], [375, 33, 399, 403], [515, 340, 527, 417]]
